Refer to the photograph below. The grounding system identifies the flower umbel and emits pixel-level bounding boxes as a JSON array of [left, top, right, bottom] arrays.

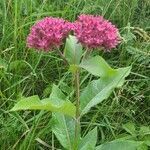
[[27, 17, 71, 51], [73, 14, 120, 49]]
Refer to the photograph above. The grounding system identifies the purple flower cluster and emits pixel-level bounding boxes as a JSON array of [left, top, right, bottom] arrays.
[[73, 15, 120, 49], [27, 15, 120, 51], [27, 17, 71, 51]]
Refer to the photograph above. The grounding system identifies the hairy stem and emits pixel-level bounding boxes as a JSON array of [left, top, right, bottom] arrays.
[[74, 70, 80, 150]]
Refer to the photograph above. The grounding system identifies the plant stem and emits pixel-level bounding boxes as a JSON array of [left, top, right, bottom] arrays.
[[82, 48, 91, 60], [74, 69, 80, 150], [55, 48, 68, 65]]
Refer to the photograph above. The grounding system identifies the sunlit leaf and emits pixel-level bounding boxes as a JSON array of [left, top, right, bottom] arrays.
[[51, 85, 75, 149], [11, 95, 75, 117], [52, 113, 75, 149], [80, 56, 113, 77], [64, 35, 83, 65], [96, 140, 143, 150], [79, 127, 97, 150], [80, 56, 131, 115]]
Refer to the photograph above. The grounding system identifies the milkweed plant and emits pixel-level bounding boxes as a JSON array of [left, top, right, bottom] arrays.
[[11, 15, 133, 150]]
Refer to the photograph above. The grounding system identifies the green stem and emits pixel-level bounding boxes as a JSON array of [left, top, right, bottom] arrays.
[[55, 48, 68, 65], [82, 48, 91, 60], [74, 69, 80, 150]]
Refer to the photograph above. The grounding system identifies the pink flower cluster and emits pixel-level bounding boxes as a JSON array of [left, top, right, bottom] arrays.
[[73, 14, 120, 49], [27, 15, 120, 51], [27, 17, 71, 51]]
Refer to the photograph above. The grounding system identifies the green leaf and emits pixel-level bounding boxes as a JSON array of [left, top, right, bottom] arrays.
[[143, 135, 150, 146], [80, 56, 113, 77], [50, 84, 66, 104], [11, 95, 75, 117], [80, 56, 131, 115], [79, 127, 97, 150], [79, 144, 94, 150], [122, 122, 136, 136], [64, 35, 83, 65], [51, 85, 75, 149], [139, 126, 150, 136], [137, 143, 148, 150], [96, 140, 143, 150], [52, 113, 75, 149], [139, 126, 150, 147]]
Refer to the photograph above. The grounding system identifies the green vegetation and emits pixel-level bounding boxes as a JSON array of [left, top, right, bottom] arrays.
[[0, 0, 150, 149]]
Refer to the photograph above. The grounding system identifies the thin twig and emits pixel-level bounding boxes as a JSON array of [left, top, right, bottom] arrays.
[[74, 70, 80, 150]]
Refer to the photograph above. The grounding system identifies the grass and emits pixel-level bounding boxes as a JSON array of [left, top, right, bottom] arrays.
[[0, 0, 150, 149]]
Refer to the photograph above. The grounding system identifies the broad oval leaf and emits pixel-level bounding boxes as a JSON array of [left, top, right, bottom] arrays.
[[51, 85, 75, 149], [11, 95, 75, 117], [79, 127, 97, 150], [96, 140, 143, 150], [80, 56, 131, 115], [64, 35, 83, 65], [52, 113, 75, 149], [80, 56, 113, 77]]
